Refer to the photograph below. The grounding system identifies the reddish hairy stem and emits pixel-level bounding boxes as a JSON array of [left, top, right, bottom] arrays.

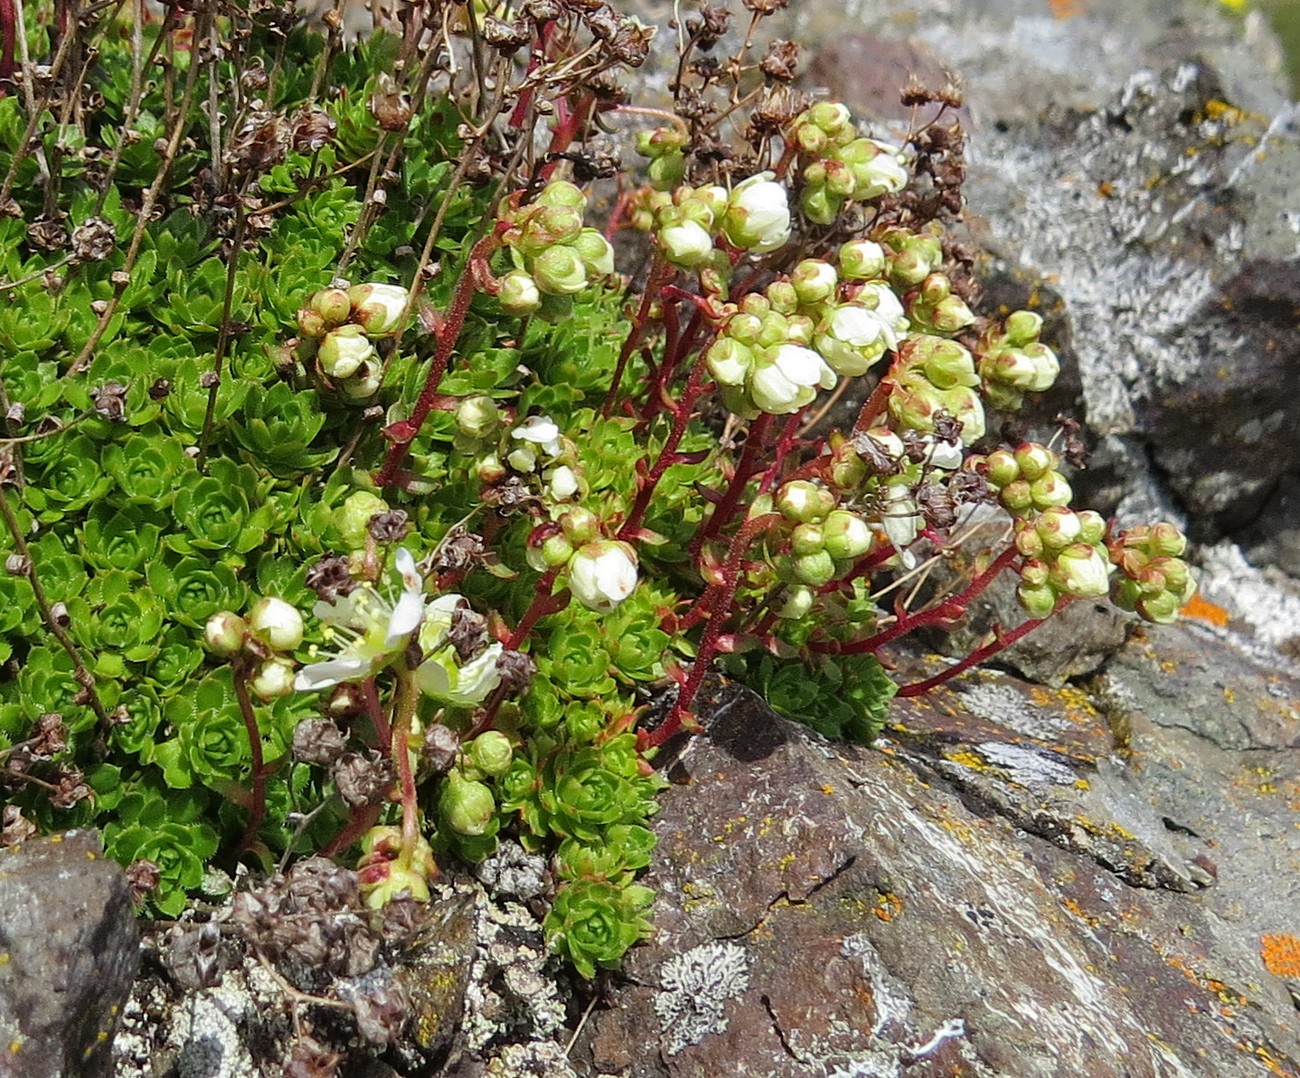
[[896, 599, 1074, 697], [507, 567, 567, 649], [758, 410, 806, 495], [376, 233, 501, 486], [643, 512, 780, 748], [617, 356, 710, 541], [810, 544, 1020, 657], [602, 257, 675, 417], [321, 802, 383, 859], [689, 411, 775, 556], [233, 664, 268, 858]]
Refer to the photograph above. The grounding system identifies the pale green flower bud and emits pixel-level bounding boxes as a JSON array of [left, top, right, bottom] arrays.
[[882, 226, 944, 287], [1137, 590, 1183, 624], [337, 490, 389, 549], [348, 283, 409, 336], [248, 596, 305, 651], [914, 336, 978, 390], [204, 611, 247, 657], [838, 239, 887, 280], [792, 550, 836, 587], [360, 862, 431, 908], [1030, 471, 1073, 509], [441, 770, 497, 836], [532, 246, 588, 295], [456, 395, 502, 440], [536, 531, 575, 569], [1020, 558, 1051, 588], [1077, 510, 1107, 546], [705, 337, 754, 387], [1051, 543, 1112, 598], [1034, 507, 1082, 552], [310, 287, 352, 326], [546, 464, 579, 502], [1014, 443, 1058, 482], [535, 179, 587, 211], [560, 506, 601, 545], [341, 363, 383, 400], [250, 656, 297, 701], [723, 173, 792, 254], [726, 311, 763, 346], [465, 731, 513, 777], [791, 259, 839, 307], [766, 280, 799, 314], [1015, 526, 1045, 559], [477, 453, 506, 483], [839, 137, 909, 200], [776, 480, 835, 524], [296, 306, 327, 339], [648, 151, 686, 191], [572, 228, 615, 276], [318, 324, 376, 380], [1017, 582, 1058, 619], [773, 585, 815, 620], [1005, 309, 1043, 345], [522, 205, 585, 253], [1000, 479, 1034, 514], [790, 523, 824, 556], [801, 183, 843, 226], [658, 217, 714, 268], [822, 509, 874, 560], [692, 184, 729, 222], [498, 271, 542, 316], [982, 449, 1021, 488], [798, 102, 854, 149], [823, 158, 857, 198]]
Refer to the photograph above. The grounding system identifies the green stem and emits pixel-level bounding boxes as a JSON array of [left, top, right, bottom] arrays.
[[391, 665, 422, 869]]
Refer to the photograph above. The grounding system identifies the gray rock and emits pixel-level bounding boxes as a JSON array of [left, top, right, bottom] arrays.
[[573, 623, 1300, 1076], [804, 0, 1300, 542], [0, 829, 140, 1078]]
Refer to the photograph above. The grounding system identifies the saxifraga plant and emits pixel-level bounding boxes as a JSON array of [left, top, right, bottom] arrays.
[[0, 0, 1190, 992]]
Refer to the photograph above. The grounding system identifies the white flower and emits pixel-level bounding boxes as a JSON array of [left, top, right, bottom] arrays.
[[512, 415, 562, 458], [880, 484, 922, 569], [293, 548, 425, 691], [546, 464, 579, 502], [749, 344, 836, 416], [348, 283, 409, 336], [415, 594, 503, 707], [722, 173, 791, 254], [658, 218, 715, 267], [251, 657, 296, 701], [853, 283, 908, 345], [814, 304, 894, 377], [1051, 544, 1112, 599], [247, 596, 304, 651], [318, 325, 376, 380], [568, 540, 639, 613]]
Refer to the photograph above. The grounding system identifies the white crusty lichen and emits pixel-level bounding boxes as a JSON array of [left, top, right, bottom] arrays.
[[654, 940, 751, 1055]]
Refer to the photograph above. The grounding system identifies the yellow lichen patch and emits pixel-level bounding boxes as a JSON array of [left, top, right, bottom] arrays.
[[1261, 934, 1300, 978], [1203, 99, 1246, 124], [945, 749, 989, 771], [872, 892, 903, 922]]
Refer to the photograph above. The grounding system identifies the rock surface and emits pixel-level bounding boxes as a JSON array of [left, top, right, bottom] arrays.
[[574, 622, 1300, 1077], [0, 829, 139, 1078], [804, 0, 1300, 542]]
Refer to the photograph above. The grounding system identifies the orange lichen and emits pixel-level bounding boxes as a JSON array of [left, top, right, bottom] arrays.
[[872, 892, 904, 922], [1261, 934, 1300, 978], [1181, 591, 1231, 627]]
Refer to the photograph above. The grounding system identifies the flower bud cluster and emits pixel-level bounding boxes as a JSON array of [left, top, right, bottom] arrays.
[[1012, 507, 1112, 617], [636, 125, 687, 192], [203, 596, 304, 701], [356, 825, 436, 908], [497, 181, 615, 321], [644, 181, 727, 269], [976, 310, 1061, 410], [790, 102, 909, 225], [1107, 523, 1195, 624], [877, 225, 945, 290], [976, 443, 1073, 517], [772, 479, 876, 589], [704, 288, 836, 417], [295, 282, 410, 401], [438, 730, 516, 839], [887, 335, 986, 442], [904, 272, 976, 337], [480, 413, 584, 506]]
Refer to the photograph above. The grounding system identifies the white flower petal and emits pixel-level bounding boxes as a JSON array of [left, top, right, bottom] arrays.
[[293, 655, 371, 692]]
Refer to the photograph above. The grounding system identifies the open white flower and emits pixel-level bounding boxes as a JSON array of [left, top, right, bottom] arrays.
[[723, 173, 791, 254], [568, 540, 639, 613], [814, 304, 894, 377], [749, 344, 836, 415], [512, 415, 563, 458], [415, 595, 503, 706], [294, 549, 425, 691]]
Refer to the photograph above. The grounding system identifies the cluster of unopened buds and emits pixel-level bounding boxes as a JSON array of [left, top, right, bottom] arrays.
[[293, 282, 410, 400], [492, 181, 616, 320], [634, 171, 791, 274], [1107, 523, 1196, 624], [204, 597, 305, 700], [976, 444, 1114, 617], [790, 102, 910, 224]]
